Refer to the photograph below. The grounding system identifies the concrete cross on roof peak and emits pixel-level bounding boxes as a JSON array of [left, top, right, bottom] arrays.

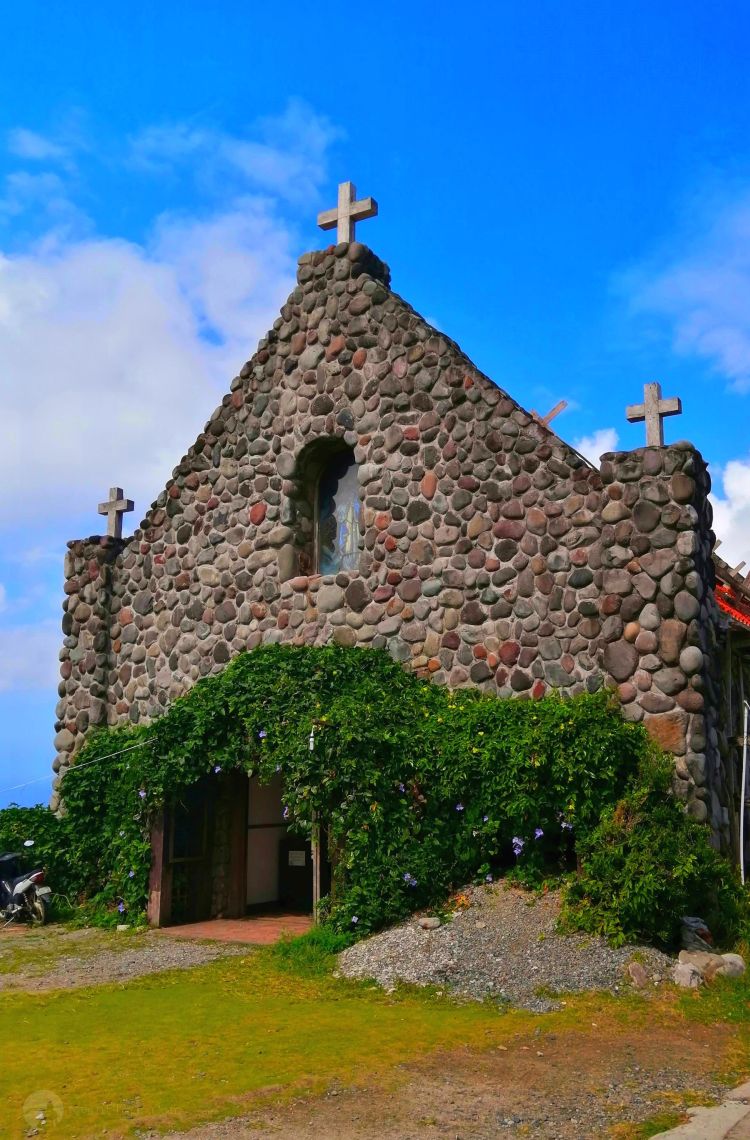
[[317, 181, 378, 244], [626, 382, 682, 447], [98, 486, 134, 539]]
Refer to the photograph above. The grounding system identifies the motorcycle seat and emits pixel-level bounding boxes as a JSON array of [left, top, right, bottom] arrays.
[[11, 871, 35, 886]]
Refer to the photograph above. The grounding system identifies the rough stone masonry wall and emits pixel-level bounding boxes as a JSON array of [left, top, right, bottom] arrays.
[[597, 445, 726, 844], [52, 242, 727, 847], [52, 535, 124, 806]]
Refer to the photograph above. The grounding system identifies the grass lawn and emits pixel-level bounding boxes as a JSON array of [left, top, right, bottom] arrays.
[[2, 930, 749, 1139]]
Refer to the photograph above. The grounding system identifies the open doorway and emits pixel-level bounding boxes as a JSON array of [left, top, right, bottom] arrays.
[[246, 773, 321, 913], [148, 771, 331, 927]]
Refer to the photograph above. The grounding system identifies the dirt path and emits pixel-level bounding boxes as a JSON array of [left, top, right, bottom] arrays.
[[160, 1018, 733, 1140]]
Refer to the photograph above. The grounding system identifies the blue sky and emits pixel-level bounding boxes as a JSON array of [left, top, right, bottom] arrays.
[[3, 1, 750, 807]]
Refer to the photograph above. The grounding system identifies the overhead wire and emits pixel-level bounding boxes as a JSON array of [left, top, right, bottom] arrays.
[[0, 739, 154, 799]]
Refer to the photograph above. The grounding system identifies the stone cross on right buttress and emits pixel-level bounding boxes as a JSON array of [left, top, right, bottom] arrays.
[[626, 382, 682, 447], [98, 486, 134, 539]]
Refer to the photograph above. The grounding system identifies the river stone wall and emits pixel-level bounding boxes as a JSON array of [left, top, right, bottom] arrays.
[[52, 242, 728, 846], [54, 535, 124, 784]]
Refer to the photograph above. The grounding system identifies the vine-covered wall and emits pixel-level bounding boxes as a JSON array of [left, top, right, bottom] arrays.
[[53, 242, 726, 846], [37, 647, 747, 946]]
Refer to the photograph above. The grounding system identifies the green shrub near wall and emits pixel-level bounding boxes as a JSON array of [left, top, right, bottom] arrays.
[[1, 645, 745, 946], [0, 804, 70, 892], [561, 748, 747, 946]]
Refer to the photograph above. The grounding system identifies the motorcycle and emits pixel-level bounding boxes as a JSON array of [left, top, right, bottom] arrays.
[[0, 841, 51, 926]]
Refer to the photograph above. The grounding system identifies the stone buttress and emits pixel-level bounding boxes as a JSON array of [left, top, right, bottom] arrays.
[[54, 535, 124, 801]]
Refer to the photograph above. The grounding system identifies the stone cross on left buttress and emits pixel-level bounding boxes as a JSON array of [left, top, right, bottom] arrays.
[[98, 486, 134, 539]]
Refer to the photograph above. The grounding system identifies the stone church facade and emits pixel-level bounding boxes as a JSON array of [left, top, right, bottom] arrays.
[[53, 236, 746, 904]]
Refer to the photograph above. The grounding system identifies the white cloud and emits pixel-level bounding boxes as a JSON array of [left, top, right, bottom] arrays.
[[0, 102, 340, 533], [0, 213, 295, 531], [0, 619, 59, 691], [624, 190, 750, 392], [711, 456, 750, 567], [15, 545, 69, 568], [151, 198, 295, 371], [0, 171, 79, 225], [8, 128, 69, 163], [130, 99, 340, 204], [573, 427, 619, 465], [128, 123, 209, 170]]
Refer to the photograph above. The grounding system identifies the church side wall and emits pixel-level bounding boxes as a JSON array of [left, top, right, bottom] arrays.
[[52, 245, 729, 849]]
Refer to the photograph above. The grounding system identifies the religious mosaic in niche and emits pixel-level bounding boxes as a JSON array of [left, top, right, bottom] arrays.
[[316, 450, 360, 574]]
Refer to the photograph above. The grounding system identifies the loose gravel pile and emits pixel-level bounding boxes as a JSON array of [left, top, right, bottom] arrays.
[[338, 884, 673, 1010]]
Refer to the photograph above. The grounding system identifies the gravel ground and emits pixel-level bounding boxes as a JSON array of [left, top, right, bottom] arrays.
[[0, 927, 245, 991], [338, 883, 674, 1010]]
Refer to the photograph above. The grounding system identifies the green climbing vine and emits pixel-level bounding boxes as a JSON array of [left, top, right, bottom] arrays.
[[1, 645, 745, 947]]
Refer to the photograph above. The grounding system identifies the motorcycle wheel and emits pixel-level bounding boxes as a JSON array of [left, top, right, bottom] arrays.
[[29, 894, 49, 926]]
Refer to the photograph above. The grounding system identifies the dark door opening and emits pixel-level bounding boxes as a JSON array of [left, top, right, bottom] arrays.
[[246, 774, 329, 914], [167, 776, 216, 924]]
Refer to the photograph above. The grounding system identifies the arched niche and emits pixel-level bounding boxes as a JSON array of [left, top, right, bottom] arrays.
[[281, 439, 362, 580]]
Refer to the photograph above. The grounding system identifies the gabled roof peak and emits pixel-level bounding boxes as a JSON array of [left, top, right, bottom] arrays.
[[298, 242, 391, 290]]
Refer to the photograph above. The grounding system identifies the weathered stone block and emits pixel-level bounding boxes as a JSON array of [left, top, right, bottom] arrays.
[[603, 639, 639, 682], [644, 708, 687, 753], [317, 584, 345, 613]]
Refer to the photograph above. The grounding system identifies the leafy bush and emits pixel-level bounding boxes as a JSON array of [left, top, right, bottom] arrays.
[[562, 747, 747, 947], [0, 804, 67, 887], [1, 645, 744, 947]]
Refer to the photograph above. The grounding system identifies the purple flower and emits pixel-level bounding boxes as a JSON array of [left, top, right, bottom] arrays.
[[561, 820, 573, 832], [282, 806, 290, 820], [485, 873, 494, 883], [482, 815, 489, 823], [118, 902, 125, 913], [128, 870, 135, 879], [214, 765, 221, 773], [258, 729, 267, 739], [403, 872, 418, 888], [398, 783, 406, 793], [455, 802, 464, 812], [138, 789, 146, 799], [351, 915, 359, 925], [534, 827, 544, 840], [512, 836, 525, 857]]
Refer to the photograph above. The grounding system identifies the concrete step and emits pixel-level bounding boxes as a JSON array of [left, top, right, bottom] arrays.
[[652, 1081, 750, 1139]]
